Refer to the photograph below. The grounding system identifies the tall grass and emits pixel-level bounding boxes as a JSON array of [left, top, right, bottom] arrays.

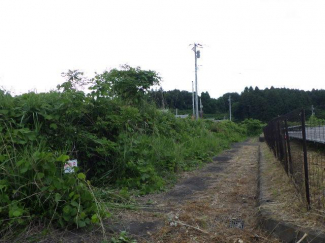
[[113, 117, 247, 193]]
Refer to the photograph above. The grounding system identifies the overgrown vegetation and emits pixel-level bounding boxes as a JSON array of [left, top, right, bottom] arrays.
[[240, 119, 266, 136], [0, 65, 264, 239]]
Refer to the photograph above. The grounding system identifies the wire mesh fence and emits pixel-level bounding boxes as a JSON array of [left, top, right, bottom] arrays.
[[264, 106, 325, 211]]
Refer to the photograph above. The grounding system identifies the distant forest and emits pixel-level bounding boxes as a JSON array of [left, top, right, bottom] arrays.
[[148, 87, 325, 122]]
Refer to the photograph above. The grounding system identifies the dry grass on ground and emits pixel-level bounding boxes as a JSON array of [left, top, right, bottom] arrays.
[[260, 143, 325, 231], [111, 141, 280, 243]]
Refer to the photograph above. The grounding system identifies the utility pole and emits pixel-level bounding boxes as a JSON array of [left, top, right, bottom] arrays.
[[229, 95, 232, 121], [192, 81, 195, 118], [200, 97, 203, 118], [192, 43, 202, 120]]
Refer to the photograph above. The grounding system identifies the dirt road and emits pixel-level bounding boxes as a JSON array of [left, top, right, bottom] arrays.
[[110, 140, 280, 243]]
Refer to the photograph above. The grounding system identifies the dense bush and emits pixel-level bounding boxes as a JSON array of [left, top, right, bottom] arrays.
[[0, 66, 251, 234], [0, 122, 108, 233], [240, 118, 266, 136]]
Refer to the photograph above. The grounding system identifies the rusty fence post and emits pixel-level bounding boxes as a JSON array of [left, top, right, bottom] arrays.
[[284, 119, 293, 175], [275, 121, 280, 159], [301, 109, 311, 209], [283, 121, 289, 175], [272, 123, 277, 157], [277, 120, 284, 162]]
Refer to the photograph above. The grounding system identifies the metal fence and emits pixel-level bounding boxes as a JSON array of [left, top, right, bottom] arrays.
[[264, 107, 325, 210]]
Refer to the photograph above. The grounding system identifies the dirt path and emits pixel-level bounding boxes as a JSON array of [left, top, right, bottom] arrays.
[[110, 140, 280, 243]]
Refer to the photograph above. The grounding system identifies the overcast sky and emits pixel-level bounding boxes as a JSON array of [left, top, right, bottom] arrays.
[[1, 0, 325, 98]]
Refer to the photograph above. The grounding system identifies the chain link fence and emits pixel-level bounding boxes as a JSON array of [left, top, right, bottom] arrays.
[[264, 107, 325, 210]]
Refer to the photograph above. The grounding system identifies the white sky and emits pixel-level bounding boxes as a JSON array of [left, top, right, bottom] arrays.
[[0, 0, 325, 99]]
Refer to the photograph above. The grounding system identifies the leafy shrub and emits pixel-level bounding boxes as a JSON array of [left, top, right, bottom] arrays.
[[0, 66, 250, 237], [241, 118, 265, 136], [308, 114, 325, 125], [207, 120, 246, 141], [0, 138, 108, 231]]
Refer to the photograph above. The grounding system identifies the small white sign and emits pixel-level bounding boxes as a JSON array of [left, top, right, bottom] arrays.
[[64, 159, 78, 173]]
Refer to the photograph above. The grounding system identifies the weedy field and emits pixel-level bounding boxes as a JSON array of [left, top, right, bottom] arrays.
[[0, 66, 264, 242]]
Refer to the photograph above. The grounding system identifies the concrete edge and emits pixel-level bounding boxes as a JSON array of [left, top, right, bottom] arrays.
[[257, 144, 325, 243]]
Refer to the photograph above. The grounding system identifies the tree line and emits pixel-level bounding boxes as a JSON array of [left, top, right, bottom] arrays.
[[149, 86, 325, 122]]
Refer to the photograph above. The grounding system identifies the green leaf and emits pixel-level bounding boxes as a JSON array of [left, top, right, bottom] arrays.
[[78, 220, 86, 227], [72, 194, 80, 201], [36, 172, 44, 179], [13, 210, 22, 217], [91, 214, 99, 223], [63, 205, 71, 214], [71, 201, 79, 207], [50, 123, 58, 130], [44, 114, 53, 120], [56, 155, 69, 162], [79, 212, 86, 219], [63, 215, 71, 222], [55, 193, 61, 203], [20, 166, 29, 173], [77, 173, 86, 180], [53, 179, 62, 189], [16, 159, 25, 167], [70, 207, 77, 216]]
